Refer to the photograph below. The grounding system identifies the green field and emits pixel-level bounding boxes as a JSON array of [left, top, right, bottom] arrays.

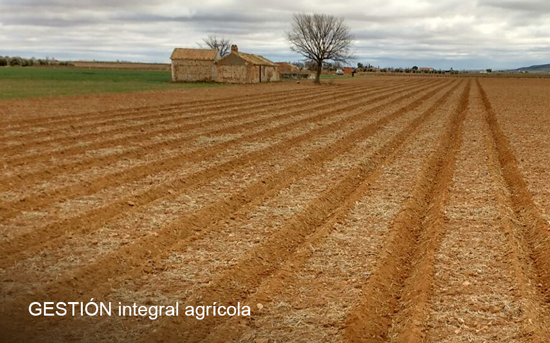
[[0, 67, 223, 100]]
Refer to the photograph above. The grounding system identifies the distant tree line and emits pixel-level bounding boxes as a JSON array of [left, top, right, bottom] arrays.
[[352, 63, 460, 74], [286, 60, 460, 75], [0, 56, 73, 67]]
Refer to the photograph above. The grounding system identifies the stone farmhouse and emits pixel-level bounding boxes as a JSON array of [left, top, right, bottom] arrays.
[[170, 45, 279, 84], [170, 48, 220, 82]]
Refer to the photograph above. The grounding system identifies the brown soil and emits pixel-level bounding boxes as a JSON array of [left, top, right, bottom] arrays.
[[1, 76, 550, 343]]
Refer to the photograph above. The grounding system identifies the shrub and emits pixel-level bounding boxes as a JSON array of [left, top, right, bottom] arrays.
[[9, 57, 22, 66], [0, 56, 7, 66]]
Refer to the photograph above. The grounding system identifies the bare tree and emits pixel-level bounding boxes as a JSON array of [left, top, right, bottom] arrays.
[[287, 13, 353, 83], [201, 34, 232, 57]]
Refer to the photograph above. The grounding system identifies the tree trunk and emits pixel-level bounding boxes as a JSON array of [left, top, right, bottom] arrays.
[[315, 62, 322, 84]]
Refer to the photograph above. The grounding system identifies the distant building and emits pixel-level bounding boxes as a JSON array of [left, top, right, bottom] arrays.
[[170, 45, 278, 83], [277, 62, 312, 80], [419, 67, 435, 72], [216, 45, 279, 83], [170, 48, 220, 82], [277, 62, 300, 73]]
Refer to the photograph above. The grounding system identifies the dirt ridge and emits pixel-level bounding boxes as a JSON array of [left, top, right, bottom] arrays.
[[0, 84, 349, 154], [0, 84, 323, 136], [0, 80, 455, 342], [0, 82, 379, 158], [131, 80, 462, 343], [343, 79, 470, 343], [0, 81, 447, 258], [1, 82, 400, 156], [383, 81, 470, 343], [0, 81, 420, 191], [200, 79, 465, 343], [0, 80, 435, 215], [0, 83, 330, 128], [478, 79, 550, 341]]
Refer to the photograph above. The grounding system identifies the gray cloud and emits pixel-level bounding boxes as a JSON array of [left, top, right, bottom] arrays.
[[481, 0, 550, 13], [0, 0, 549, 69]]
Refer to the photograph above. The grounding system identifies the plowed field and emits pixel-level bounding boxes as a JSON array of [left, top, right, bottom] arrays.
[[1, 77, 550, 342]]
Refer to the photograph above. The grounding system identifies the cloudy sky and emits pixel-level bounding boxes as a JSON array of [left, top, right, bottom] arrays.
[[1, 0, 549, 69]]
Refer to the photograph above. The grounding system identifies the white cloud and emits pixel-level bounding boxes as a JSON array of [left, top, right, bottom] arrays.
[[0, 0, 549, 69]]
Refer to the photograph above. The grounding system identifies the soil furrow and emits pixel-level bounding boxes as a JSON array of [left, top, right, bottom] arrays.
[[0, 82, 410, 216], [2, 83, 428, 300], [0, 82, 336, 130], [0, 84, 319, 130], [0, 80, 443, 229], [0, 80, 448, 270], [194, 80, 465, 343], [343, 80, 470, 343], [0, 82, 378, 163], [1, 111, 356, 240], [0, 82, 387, 158], [476, 80, 550, 342], [0, 83, 373, 188], [0, 81, 416, 193], [387, 80, 550, 343], [380, 81, 469, 342], [0, 85, 323, 141], [477, 79, 550, 227], [1, 76, 548, 343], [413, 81, 524, 342], [478, 79, 550, 295], [0, 89, 324, 155], [131, 79, 461, 343], [0, 80, 394, 137], [0, 80, 455, 342], [420, 81, 518, 342], [33, 83, 440, 343], [0, 111, 364, 301]]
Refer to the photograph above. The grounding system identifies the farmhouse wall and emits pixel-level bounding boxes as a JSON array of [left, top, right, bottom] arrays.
[[216, 54, 279, 83], [261, 66, 279, 82], [171, 60, 215, 82], [216, 65, 249, 83]]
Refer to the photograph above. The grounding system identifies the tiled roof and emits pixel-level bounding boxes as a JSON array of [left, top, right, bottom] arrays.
[[170, 48, 218, 61], [232, 52, 276, 66]]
